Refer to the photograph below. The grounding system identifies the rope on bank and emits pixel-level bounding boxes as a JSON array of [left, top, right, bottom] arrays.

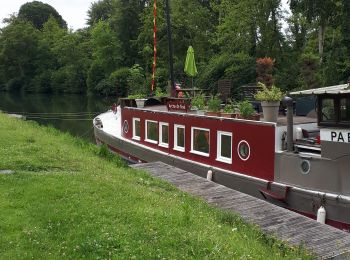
[[2, 110, 104, 121]]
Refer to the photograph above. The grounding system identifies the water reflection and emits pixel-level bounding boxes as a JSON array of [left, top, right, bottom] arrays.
[[0, 92, 116, 142]]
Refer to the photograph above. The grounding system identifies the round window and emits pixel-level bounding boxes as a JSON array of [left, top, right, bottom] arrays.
[[237, 140, 250, 161], [123, 120, 129, 133], [300, 160, 311, 174]]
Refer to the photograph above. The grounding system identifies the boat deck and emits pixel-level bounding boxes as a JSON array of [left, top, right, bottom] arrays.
[[131, 161, 350, 259], [131, 105, 317, 126]]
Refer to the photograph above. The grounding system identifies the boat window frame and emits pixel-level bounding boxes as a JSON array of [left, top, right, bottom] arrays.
[[216, 131, 232, 164], [190, 127, 210, 157], [159, 122, 169, 148], [145, 119, 158, 144], [173, 124, 185, 152], [237, 140, 251, 161], [318, 94, 350, 127], [132, 117, 141, 141]]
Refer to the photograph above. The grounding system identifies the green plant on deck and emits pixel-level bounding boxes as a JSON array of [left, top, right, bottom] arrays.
[[254, 82, 283, 102], [207, 95, 221, 112], [191, 93, 206, 110], [223, 99, 237, 113], [154, 87, 167, 97], [238, 100, 255, 118], [127, 93, 145, 99]]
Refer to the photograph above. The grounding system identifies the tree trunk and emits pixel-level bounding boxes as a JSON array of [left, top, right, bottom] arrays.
[[318, 24, 325, 64]]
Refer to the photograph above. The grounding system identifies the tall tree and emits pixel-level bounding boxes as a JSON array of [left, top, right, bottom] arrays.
[[0, 20, 40, 91], [18, 1, 67, 29]]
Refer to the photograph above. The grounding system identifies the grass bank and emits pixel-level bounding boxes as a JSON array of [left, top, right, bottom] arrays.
[[0, 113, 312, 259]]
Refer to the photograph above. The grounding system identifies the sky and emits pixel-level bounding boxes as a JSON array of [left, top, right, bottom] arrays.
[[0, 0, 290, 31]]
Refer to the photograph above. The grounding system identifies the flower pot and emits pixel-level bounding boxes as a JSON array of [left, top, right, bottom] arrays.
[[205, 111, 221, 117], [221, 112, 237, 118], [261, 101, 280, 122], [135, 98, 147, 108]]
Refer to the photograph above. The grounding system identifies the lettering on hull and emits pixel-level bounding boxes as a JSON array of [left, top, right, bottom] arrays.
[[321, 129, 350, 143]]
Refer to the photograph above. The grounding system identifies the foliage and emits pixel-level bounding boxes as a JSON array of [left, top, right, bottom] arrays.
[[256, 57, 275, 87], [127, 93, 146, 99], [223, 100, 237, 113], [255, 82, 283, 102], [1, 0, 350, 96], [0, 20, 40, 91], [191, 93, 206, 110], [238, 100, 255, 118], [109, 67, 130, 97], [0, 113, 312, 259], [154, 87, 167, 97], [18, 1, 67, 29], [127, 64, 147, 96], [207, 95, 221, 112]]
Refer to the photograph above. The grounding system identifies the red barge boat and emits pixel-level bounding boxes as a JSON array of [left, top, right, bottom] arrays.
[[94, 84, 350, 232]]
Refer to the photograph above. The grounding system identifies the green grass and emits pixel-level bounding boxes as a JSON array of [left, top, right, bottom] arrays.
[[0, 113, 313, 259]]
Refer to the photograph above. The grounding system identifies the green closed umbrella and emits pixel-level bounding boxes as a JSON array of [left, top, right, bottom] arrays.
[[184, 46, 198, 88]]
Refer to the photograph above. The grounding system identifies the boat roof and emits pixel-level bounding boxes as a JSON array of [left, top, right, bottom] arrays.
[[290, 84, 350, 95]]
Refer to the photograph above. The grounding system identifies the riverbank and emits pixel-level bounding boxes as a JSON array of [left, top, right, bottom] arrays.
[[0, 113, 312, 259]]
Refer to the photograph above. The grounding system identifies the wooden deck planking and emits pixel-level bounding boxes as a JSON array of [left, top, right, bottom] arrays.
[[131, 162, 350, 259]]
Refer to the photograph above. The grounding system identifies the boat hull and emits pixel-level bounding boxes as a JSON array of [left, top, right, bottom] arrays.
[[94, 125, 350, 232]]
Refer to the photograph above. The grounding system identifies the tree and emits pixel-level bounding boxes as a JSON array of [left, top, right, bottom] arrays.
[[290, 0, 342, 63], [18, 1, 67, 29], [0, 20, 40, 91]]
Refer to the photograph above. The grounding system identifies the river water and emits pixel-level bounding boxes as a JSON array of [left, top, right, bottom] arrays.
[[0, 92, 116, 142]]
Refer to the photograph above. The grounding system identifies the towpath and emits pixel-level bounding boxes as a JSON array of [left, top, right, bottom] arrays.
[[131, 161, 350, 259]]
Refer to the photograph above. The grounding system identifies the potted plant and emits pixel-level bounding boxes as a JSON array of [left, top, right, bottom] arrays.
[[221, 100, 237, 118], [191, 94, 206, 115], [205, 95, 221, 116], [128, 94, 147, 108], [254, 82, 283, 122], [237, 100, 260, 120]]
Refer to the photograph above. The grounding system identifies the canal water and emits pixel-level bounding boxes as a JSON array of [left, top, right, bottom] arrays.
[[0, 92, 117, 142]]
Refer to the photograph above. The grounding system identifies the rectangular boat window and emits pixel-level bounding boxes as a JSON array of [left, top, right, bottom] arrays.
[[174, 124, 185, 152], [216, 131, 232, 164], [145, 120, 158, 144], [340, 97, 350, 122], [159, 122, 169, 148], [132, 118, 141, 141], [321, 98, 335, 122], [191, 127, 210, 156]]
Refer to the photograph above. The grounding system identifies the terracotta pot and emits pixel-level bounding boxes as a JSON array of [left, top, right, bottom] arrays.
[[237, 114, 260, 121], [205, 111, 221, 117], [221, 113, 237, 118]]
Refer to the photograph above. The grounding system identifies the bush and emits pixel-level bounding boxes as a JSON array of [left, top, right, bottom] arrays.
[[87, 61, 105, 93], [95, 79, 114, 96], [109, 67, 130, 97], [127, 64, 147, 96]]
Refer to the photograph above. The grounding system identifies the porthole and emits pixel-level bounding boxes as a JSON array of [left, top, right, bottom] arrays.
[[300, 160, 311, 174], [123, 120, 129, 133], [237, 140, 250, 161]]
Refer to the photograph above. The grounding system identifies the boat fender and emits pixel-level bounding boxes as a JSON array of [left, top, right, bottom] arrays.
[[296, 127, 303, 140], [112, 103, 118, 114], [207, 170, 213, 181], [317, 206, 326, 224]]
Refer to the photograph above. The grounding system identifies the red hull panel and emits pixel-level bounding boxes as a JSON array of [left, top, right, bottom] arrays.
[[122, 108, 275, 181]]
